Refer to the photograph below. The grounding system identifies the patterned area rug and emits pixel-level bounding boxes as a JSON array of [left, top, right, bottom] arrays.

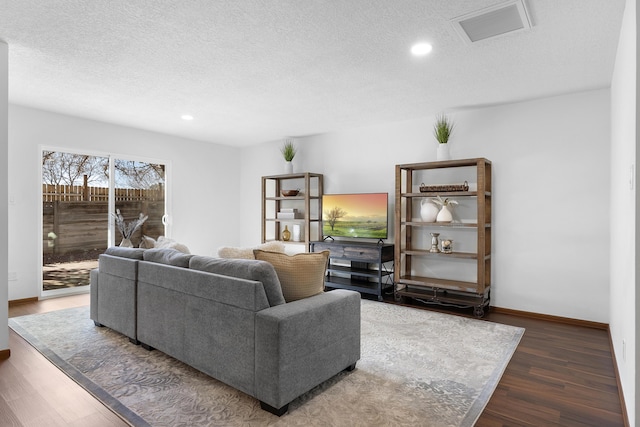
[[9, 301, 524, 427]]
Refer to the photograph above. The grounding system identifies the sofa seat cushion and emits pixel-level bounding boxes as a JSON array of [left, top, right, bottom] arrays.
[[189, 256, 286, 307], [143, 248, 193, 268], [105, 246, 146, 259], [253, 250, 330, 302], [217, 241, 285, 260]]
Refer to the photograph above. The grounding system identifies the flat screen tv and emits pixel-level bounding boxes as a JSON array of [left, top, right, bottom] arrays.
[[322, 193, 388, 240]]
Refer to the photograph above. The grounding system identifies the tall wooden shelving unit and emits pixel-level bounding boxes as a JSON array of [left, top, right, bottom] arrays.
[[261, 173, 323, 252], [394, 158, 491, 317]]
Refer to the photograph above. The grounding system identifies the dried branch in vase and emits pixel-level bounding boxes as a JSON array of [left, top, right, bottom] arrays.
[[112, 209, 148, 240]]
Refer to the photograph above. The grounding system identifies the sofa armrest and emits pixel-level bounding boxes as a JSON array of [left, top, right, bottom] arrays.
[[89, 268, 99, 322], [255, 289, 361, 410], [91, 255, 139, 341]]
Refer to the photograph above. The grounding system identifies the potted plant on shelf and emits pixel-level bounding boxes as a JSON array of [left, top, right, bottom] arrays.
[[433, 113, 454, 161], [280, 139, 297, 174]]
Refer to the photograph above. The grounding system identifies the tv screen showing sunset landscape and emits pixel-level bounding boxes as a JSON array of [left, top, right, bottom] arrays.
[[322, 193, 388, 240]]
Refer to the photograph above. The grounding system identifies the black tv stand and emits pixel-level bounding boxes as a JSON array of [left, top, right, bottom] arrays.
[[310, 240, 394, 301]]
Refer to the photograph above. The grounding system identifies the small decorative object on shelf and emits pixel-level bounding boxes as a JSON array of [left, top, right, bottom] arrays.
[[276, 208, 302, 219], [292, 224, 301, 241], [281, 189, 300, 197], [437, 205, 453, 223], [429, 233, 440, 253], [420, 181, 469, 193], [433, 195, 457, 223], [420, 198, 439, 222], [441, 239, 453, 254], [282, 225, 291, 241]]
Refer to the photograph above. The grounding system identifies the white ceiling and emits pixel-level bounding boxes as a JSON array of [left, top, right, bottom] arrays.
[[0, 0, 626, 147]]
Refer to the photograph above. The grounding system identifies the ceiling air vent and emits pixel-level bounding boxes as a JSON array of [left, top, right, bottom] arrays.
[[450, 0, 532, 44]]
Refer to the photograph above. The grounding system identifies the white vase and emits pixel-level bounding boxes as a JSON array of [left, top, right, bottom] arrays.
[[119, 237, 133, 247], [420, 199, 439, 222], [436, 143, 450, 161], [292, 224, 301, 242], [436, 205, 453, 223], [284, 161, 293, 174]]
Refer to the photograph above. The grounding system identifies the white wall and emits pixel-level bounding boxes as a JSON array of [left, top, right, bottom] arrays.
[[240, 89, 611, 323], [8, 105, 242, 300], [610, 0, 636, 424], [1, 42, 9, 354]]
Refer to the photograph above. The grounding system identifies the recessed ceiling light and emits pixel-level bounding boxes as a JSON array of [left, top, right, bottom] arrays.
[[411, 42, 433, 57], [181, 114, 194, 121]]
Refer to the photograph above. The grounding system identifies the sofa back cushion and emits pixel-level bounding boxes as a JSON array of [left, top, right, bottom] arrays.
[[143, 248, 193, 268], [138, 262, 270, 313], [189, 256, 286, 307], [253, 250, 329, 302], [105, 246, 146, 259]]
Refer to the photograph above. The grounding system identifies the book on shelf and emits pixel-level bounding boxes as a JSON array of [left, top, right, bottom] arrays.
[[280, 208, 298, 213], [277, 212, 303, 219]]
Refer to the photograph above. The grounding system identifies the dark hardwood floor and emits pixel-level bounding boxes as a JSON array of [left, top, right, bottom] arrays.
[[3, 294, 127, 426], [387, 296, 626, 427], [3, 294, 626, 426]]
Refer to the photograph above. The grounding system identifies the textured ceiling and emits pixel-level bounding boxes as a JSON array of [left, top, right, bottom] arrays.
[[0, 0, 626, 146]]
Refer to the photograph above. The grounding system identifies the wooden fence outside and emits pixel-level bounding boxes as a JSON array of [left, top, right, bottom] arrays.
[[42, 183, 164, 202], [42, 184, 165, 256]]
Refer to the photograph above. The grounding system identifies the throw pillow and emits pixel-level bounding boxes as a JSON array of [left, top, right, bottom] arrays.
[[217, 241, 285, 260], [253, 250, 329, 302], [154, 236, 191, 254], [139, 235, 156, 249]]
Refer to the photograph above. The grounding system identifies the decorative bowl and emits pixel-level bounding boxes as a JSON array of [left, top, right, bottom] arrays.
[[281, 189, 300, 197]]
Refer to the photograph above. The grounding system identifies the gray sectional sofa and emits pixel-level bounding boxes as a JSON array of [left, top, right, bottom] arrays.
[[89, 246, 361, 416]]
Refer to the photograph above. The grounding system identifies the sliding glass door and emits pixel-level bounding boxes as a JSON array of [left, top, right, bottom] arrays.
[[42, 149, 167, 296], [111, 159, 166, 248], [42, 151, 109, 294]]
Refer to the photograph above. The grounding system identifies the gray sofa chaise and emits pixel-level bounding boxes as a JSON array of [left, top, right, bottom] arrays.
[[90, 246, 361, 416]]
